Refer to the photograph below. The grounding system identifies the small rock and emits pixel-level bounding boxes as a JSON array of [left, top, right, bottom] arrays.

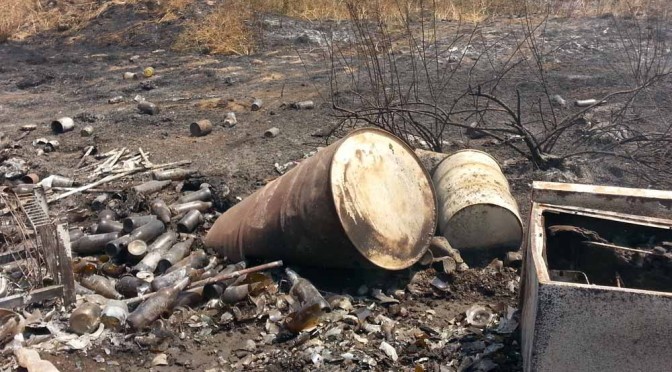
[[152, 353, 169, 366], [140, 81, 155, 90], [550, 94, 566, 107], [243, 339, 256, 351], [138, 101, 160, 115], [108, 96, 124, 104], [129, 55, 140, 62], [653, 246, 666, 255], [250, 59, 264, 66], [75, 112, 104, 123], [504, 251, 523, 268]]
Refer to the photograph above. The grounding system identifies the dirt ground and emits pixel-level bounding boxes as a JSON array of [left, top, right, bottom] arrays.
[[1, 3, 671, 371]]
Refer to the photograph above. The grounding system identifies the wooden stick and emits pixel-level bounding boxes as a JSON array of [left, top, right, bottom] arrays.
[[102, 147, 126, 173], [50, 187, 123, 193], [582, 241, 656, 255], [76, 146, 95, 169], [139, 147, 152, 167], [47, 169, 136, 203]]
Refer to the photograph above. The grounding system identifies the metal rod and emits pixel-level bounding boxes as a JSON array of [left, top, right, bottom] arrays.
[[582, 241, 658, 256], [188, 260, 283, 289]]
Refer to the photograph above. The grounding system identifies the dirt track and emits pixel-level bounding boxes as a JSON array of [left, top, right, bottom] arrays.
[[1, 3, 672, 371]]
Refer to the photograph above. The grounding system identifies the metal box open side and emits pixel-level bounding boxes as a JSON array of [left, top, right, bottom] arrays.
[[521, 181, 672, 372]]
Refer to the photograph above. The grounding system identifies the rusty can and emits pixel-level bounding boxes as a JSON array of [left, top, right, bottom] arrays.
[[51, 117, 74, 134], [138, 101, 159, 115], [291, 100, 315, 110], [204, 128, 437, 270], [432, 149, 522, 252], [190, 120, 212, 137], [264, 127, 280, 138], [223, 112, 237, 127], [21, 173, 40, 184], [251, 99, 263, 111], [49, 175, 75, 187], [80, 126, 94, 137]]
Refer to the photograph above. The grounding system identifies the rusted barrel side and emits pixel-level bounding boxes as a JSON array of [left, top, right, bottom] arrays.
[[433, 150, 522, 251], [204, 128, 437, 270]]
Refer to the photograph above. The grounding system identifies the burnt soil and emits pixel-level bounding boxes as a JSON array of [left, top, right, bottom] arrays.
[[1, 2, 672, 371]]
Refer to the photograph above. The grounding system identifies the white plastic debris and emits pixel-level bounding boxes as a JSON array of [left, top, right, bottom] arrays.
[[465, 305, 494, 328], [379, 341, 398, 361]]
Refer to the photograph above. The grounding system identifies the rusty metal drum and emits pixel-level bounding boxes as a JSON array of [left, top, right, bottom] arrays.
[[204, 128, 437, 270], [433, 149, 522, 251]]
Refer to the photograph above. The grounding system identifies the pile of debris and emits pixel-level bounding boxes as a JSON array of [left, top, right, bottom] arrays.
[[0, 128, 530, 371]]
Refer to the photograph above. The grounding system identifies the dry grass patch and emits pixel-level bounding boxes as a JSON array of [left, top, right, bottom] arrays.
[[0, 0, 39, 41], [174, 1, 258, 55]]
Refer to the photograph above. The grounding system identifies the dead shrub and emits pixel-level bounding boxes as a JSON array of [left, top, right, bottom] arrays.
[[0, 0, 38, 42]]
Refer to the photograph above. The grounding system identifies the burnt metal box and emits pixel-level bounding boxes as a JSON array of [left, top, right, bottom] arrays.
[[521, 182, 672, 372]]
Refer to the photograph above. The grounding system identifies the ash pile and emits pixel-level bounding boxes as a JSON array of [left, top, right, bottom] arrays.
[[1, 128, 524, 371]]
